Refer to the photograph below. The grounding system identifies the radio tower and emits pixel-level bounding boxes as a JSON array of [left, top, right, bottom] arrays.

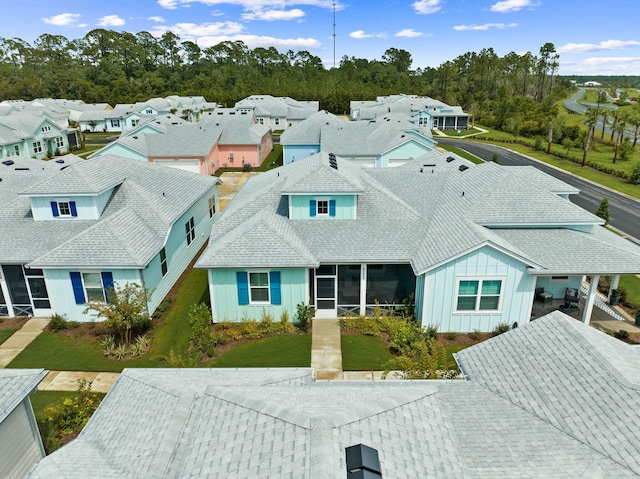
[[333, 2, 336, 68]]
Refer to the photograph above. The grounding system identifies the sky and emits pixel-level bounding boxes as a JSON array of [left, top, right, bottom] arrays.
[[4, 0, 640, 75]]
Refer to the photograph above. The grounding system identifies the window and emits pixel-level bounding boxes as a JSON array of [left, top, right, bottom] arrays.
[[249, 272, 270, 303], [317, 200, 329, 215], [456, 278, 503, 312], [55, 137, 64, 148], [208, 196, 216, 218], [236, 271, 281, 305], [42, 125, 51, 132], [33, 141, 42, 154], [69, 271, 113, 304], [145, 108, 153, 114], [275, 117, 280, 126], [185, 217, 195, 245], [310, 198, 336, 217], [110, 119, 120, 128], [160, 248, 168, 277], [257, 118, 264, 124], [8, 145, 19, 156], [25, 268, 50, 309], [51, 200, 77, 217], [131, 119, 139, 127]]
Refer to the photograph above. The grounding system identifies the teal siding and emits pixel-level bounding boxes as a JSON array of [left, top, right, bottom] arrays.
[[92, 143, 148, 161], [414, 274, 425, 322], [382, 139, 434, 164], [404, 130, 437, 147], [283, 145, 320, 165], [421, 246, 535, 332], [209, 268, 307, 322], [45, 268, 140, 322], [30, 194, 110, 221], [290, 194, 356, 220], [142, 184, 218, 313]]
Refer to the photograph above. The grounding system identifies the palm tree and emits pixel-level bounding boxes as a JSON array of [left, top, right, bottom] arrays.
[[599, 109, 609, 140], [582, 108, 598, 166], [609, 109, 620, 142], [613, 119, 627, 163]]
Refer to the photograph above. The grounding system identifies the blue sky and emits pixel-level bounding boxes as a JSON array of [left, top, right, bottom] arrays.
[[6, 0, 640, 75]]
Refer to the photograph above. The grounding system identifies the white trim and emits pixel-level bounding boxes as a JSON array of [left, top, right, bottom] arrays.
[[315, 197, 330, 216], [81, 271, 107, 303], [359, 264, 367, 316], [453, 276, 505, 314], [248, 270, 271, 305]]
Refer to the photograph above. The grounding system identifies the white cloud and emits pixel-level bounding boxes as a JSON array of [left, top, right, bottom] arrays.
[[454, 22, 518, 31], [349, 30, 387, 39], [558, 40, 640, 54], [158, 0, 179, 8], [582, 56, 640, 66], [195, 34, 321, 49], [149, 16, 166, 23], [490, 0, 539, 13], [396, 29, 423, 38], [242, 9, 305, 21], [152, 21, 244, 37], [98, 15, 126, 27], [412, 0, 442, 14], [42, 13, 81, 26], [561, 56, 640, 75], [158, 0, 341, 10]]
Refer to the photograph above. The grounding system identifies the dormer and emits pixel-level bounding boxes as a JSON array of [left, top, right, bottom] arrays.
[[280, 153, 364, 220], [19, 163, 122, 221]]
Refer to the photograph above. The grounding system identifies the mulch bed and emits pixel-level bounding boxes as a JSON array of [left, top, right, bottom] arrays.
[[0, 316, 30, 330]]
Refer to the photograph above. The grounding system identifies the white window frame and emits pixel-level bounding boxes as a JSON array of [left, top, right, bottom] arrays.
[[185, 217, 196, 245], [274, 117, 280, 126], [110, 119, 120, 128], [160, 248, 168, 277], [33, 141, 42, 154], [145, 108, 153, 114], [131, 119, 139, 127], [55, 136, 64, 148], [248, 271, 270, 305], [208, 196, 216, 218], [57, 201, 72, 217], [82, 272, 107, 303], [454, 277, 504, 313], [315, 197, 330, 216], [41, 125, 51, 132]]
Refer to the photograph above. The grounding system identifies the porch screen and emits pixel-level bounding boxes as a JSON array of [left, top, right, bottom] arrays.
[[366, 264, 415, 305]]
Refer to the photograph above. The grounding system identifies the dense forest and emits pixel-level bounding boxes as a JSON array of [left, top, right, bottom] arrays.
[[0, 29, 574, 135]]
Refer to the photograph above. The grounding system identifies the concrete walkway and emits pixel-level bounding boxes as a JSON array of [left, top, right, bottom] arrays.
[[311, 318, 343, 380], [0, 318, 49, 368]]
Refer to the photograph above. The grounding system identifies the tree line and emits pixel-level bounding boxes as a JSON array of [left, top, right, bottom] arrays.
[[0, 30, 570, 130]]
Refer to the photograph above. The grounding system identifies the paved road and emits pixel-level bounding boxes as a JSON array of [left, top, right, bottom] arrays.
[[438, 138, 640, 242]]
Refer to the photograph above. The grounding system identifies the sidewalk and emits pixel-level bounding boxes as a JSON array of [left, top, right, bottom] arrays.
[[0, 317, 49, 368]]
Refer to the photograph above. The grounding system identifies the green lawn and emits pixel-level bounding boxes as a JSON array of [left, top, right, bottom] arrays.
[[619, 275, 640, 309], [8, 266, 210, 372], [341, 334, 394, 370], [0, 328, 17, 345], [209, 334, 311, 368], [437, 144, 484, 164], [440, 345, 468, 370]]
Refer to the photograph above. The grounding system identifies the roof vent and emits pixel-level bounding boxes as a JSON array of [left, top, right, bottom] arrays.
[[346, 444, 382, 478], [459, 165, 469, 172], [2, 160, 15, 166], [55, 159, 65, 164], [446, 156, 455, 162], [423, 164, 436, 167], [328, 153, 338, 170], [14, 167, 29, 171], [60, 165, 70, 170], [133, 136, 138, 139]]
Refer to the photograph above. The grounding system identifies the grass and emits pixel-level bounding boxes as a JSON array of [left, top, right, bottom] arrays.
[[0, 328, 17, 345], [437, 144, 484, 164], [435, 127, 485, 137], [8, 266, 210, 372], [440, 345, 469, 370], [341, 334, 394, 370], [215, 144, 283, 176], [82, 132, 118, 140], [619, 275, 640, 309], [209, 334, 311, 367]]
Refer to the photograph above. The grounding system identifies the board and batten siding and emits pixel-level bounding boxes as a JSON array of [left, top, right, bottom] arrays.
[[420, 245, 535, 332], [92, 142, 148, 161], [142, 185, 218, 313], [382, 139, 434, 166], [30, 193, 112, 221], [0, 399, 44, 479], [208, 268, 307, 322], [289, 194, 355, 220], [283, 144, 320, 165]]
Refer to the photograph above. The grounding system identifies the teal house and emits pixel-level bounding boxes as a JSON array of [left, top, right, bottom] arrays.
[[0, 155, 219, 321], [196, 151, 640, 331]]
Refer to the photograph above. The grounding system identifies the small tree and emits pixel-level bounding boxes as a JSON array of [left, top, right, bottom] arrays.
[[295, 302, 315, 332], [619, 137, 633, 162], [630, 164, 640, 185], [84, 282, 152, 346], [189, 302, 216, 357], [595, 198, 611, 225]]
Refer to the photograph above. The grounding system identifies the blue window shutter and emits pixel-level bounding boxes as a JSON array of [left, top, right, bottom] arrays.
[[101, 272, 114, 303], [70, 272, 85, 304], [310, 200, 316, 217], [237, 272, 249, 305], [270, 271, 281, 305], [51, 201, 59, 217], [329, 200, 336, 217], [69, 201, 78, 217]]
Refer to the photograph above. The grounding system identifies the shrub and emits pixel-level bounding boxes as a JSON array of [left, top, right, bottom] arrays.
[[424, 324, 438, 340], [615, 329, 630, 339], [130, 334, 150, 356], [445, 331, 457, 341], [48, 313, 76, 332], [492, 322, 511, 336], [101, 335, 116, 357], [595, 198, 611, 225], [295, 303, 315, 332], [189, 303, 216, 357], [469, 329, 482, 341], [630, 164, 640, 185]]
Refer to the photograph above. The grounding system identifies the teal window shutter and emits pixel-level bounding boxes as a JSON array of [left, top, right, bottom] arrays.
[[237, 271, 249, 305], [310, 200, 316, 217], [51, 202, 59, 217], [329, 200, 336, 217], [70, 201, 78, 217], [270, 271, 281, 305], [70, 272, 85, 304], [101, 272, 114, 303]]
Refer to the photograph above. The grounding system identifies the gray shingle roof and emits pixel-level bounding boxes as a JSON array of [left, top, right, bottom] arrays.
[[197, 151, 640, 275], [27, 316, 640, 478], [0, 155, 219, 267], [280, 110, 343, 145], [0, 369, 47, 423]]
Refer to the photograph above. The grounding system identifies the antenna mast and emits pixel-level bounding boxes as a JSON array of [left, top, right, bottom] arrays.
[[333, 2, 336, 68]]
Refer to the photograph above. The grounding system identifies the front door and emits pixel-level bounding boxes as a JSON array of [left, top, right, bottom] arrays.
[[315, 265, 337, 318]]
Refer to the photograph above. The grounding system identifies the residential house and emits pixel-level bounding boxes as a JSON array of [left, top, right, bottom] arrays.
[[25, 313, 640, 478], [91, 111, 272, 173], [0, 369, 47, 479], [351, 94, 471, 131], [234, 95, 319, 130], [0, 113, 80, 160], [195, 151, 640, 331], [0, 155, 220, 321], [280, 110, 436, 167]]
